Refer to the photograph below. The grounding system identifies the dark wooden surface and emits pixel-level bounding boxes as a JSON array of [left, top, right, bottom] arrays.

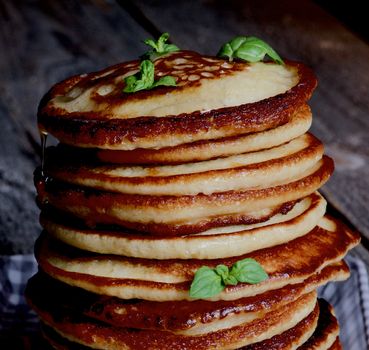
[[0, 0, 368, 263]]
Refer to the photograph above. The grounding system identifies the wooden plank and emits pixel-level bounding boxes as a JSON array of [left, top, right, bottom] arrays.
[[131, 0, 369, 242], [0, 0, 150, 254]]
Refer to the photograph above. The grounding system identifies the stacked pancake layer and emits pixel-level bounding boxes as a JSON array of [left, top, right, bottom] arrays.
[[27, 51, 359, 349]]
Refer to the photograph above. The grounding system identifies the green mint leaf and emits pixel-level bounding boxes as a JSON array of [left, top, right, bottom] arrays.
[[143, 32, 179, 60], [165, 44, 180, 53], [223, 274, 238, 286], [123, 60, 154, 93], [230, 258, 268, 284], [143, 38, 159, 51], [214, 264, 237, 286], [218, 36, 247, 62], [190, 259, 268, 299], [123, 60, 176, 93], [218, 43, 233, 61], [218, 36, 283, 64], [189, 266, 224, 299], [151, 75, 177, 88], [157, 32, 170, 52], [214, 264, 229, 280]]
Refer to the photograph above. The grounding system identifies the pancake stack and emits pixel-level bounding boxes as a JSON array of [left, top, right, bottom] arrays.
[[27, 50, 360, 349]]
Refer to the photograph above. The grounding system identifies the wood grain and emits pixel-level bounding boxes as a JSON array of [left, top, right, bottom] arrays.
[[0, 0, 150, 253]]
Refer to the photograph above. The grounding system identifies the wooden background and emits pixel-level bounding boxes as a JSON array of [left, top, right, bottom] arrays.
[[0, 0, 368, 263]]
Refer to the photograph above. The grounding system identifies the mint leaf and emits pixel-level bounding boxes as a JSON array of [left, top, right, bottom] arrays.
[[214, 264, 229, 280], [189, 266, 224, 299], [217, 36, 247, 62], [214, 264, 238, 286], [189, 258, 268, 299], [218, 36, 283, 64], [223, 274, 238, 286], [123, 60, 176, 93], [143, 38, 159, 51], [143, 32, 179, 60], [123, 60, 154, 93], [151, 75, 176, 88], [230, 258, 268, 284]]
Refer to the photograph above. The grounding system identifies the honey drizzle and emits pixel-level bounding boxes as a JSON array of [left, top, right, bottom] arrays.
[[40, 131, 48, 176]]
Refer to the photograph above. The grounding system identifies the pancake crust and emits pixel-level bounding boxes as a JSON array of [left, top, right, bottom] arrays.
[[35, 216, 359, 301], [36, 156, 333, 233], [38, 52, 317, 150], [26, 262, 348, 334], [96, 104, 312, 164], [41, 193, 326, 259], [40, 300, 317, 350], [241, 299, 338, 350], [38, 300, 341, 350], [327, 339, 342, 350], [298, 300, 339, 350], [45, 133, 324, 196], [29, 292, 318, 350]]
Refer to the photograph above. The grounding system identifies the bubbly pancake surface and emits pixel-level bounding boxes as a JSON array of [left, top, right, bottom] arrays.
[[43, 53, 298, 118], [38, 52, 317, 150]]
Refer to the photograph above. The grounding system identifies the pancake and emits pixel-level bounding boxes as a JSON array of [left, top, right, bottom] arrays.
[[38, 299, 341, 350], [244, 299, 339, 350], [95, 104, 312, 164], [30, 46, 358, 350], [26, 262, 348, 334], [38, 51, 317, 150], [327, 339, 342, 350], [35, 216, 359, 301], [298, 300, 339, 350], [45, 133, 323, 196], [29, 291, 318, 350], [36, 156, 333, 234], [41, 192, 326, 259]]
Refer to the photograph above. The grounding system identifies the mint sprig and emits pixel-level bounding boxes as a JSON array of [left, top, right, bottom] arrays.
[[189, 258, 268, 299], [143, 32, 179, 60], [218, 36, 283, 64], [123, 60, 176, 93]]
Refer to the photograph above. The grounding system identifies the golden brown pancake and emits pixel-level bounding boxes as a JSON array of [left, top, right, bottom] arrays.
[[36, 156, 333, 234], [242, 299, 339, 350], [327, 339, 342, 350], [45, 133, 324, 196], [41, 192, 326, 259], [35, 216, 359, 301], [29, 47, 357, 350], [38, 299, 341, 350], [38, 52, 317, 150], [298, 300, 340, 350], [95, 104, 312, 164], [26, 262, 348, 334], [30, 291, 318, 349]]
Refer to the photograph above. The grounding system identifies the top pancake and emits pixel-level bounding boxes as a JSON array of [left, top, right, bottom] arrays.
[[38, 51, 317, 150]]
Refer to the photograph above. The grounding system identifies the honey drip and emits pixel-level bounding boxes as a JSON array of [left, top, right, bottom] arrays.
[[40, 131, 48, 176]]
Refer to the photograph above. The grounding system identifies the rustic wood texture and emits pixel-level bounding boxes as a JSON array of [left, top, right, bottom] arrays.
[[0, 0, 149, 254], [0, 0, 368, 264]]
